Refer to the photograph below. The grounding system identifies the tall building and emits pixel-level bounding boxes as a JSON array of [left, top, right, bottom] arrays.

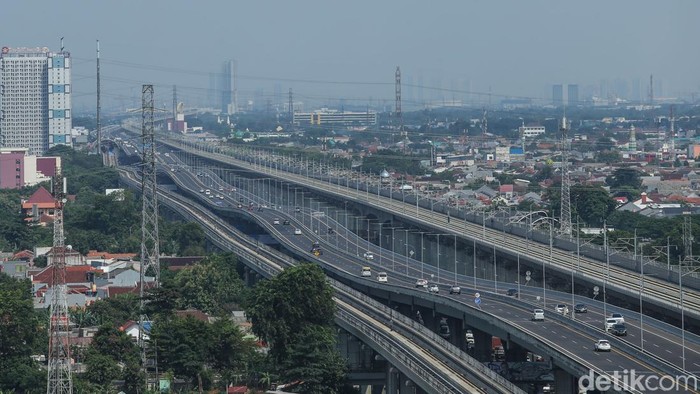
[[0, 47, 72, 155], [219, 60, 238, 115], [552, 84, 563, 106], [567, 84, 579, 106]]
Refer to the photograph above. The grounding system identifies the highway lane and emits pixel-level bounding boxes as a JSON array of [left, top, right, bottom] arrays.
[[154, 136, 700, 326], [157, 159, 696, 392], [160, 150, 700, 374], [119, 167, 515, 394]]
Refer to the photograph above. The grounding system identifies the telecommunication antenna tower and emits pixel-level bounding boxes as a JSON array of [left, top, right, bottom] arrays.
[[559, 116, 573, 237], [96, 40, 101, 155], [395, 66, 406, 153], [480, 108, 488, 148], [681, 212, 699, 265], [139, 85, 159, 381], [47, 169, 73, 394]]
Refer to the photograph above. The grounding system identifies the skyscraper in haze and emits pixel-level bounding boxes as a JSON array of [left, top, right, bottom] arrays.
[[0, 46, 72, 155], [220, 60, 234, 114], [567, 84, 579, 106], [552, 84, 563, 106]]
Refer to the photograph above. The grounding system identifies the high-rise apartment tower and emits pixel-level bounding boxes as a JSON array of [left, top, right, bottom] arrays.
[[0, 46, 72, 155]]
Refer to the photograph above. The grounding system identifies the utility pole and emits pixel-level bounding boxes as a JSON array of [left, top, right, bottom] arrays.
[[47, 169, 73, 394], [559, 115, 572, 237], [96, 40, 101, 156], [139, 85, 159, 388]]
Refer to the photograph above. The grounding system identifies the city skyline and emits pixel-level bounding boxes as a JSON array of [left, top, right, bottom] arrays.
[[1, 1, 698, 113]]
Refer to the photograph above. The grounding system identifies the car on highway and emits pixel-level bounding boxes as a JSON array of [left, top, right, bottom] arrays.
[[283, 220, 290, 225], [415, 279, 428, 288], [449, 285, 461, 295], [438, 317, 450, 339], [363, 251, 374, 260], [594, 339, 611, 352], [273, 218, 280, 225], [610, 313, 625, 324], [294, 228, 302, 235], [361, 266, 372, 277], [295, 207, 301, 213], [257, 207, 263, 212], [532, 309, 544, 321], [506, 288, 518, 297], [574, 303, 588, 313], [605, 318, 618, 331], [199, 189, 205, 193], [428, 284, 439, 294], [554, 304, 568, 314], [237, 204, 243, 209], [239, 197, 244, 202], [377, 272, 388, 283], [610, 323, 627, 336]]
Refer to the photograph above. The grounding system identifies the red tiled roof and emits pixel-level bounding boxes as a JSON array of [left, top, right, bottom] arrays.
[[12, 250, 34, 260], [86, 250, 137, 260], [33, 265, 96, 286], [174, 309, 210, 322], [25, 186, 54, 204]]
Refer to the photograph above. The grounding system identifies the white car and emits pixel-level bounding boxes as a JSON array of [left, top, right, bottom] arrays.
[[294, 228, 302, 235], [377, 272, 388, 283], [415, 279, 428, 288], [361, 266, 372, 277], [609, 313, 625, 324], [555, 304, 568, 314], [594, 339, 611, 352], [363, 252, 374, 260], [273, 218, 280, 225], [428, 284, 439, 294], [532, 309, 544, 321]]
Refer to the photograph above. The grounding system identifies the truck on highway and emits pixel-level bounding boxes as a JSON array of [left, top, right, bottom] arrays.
[[491, 336, 505, 361]]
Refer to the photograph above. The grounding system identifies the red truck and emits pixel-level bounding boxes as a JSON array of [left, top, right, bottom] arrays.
[[491, 336, 505, 361]]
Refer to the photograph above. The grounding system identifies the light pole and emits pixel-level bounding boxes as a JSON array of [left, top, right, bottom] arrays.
[[603, 221, 609, 328], [679, 263, 699, 371]]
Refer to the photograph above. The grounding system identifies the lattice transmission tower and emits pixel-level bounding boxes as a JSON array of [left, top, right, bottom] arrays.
[[47, 169, 73, 394], [139, 85, 159, 383], [559, 116, 573, 237]]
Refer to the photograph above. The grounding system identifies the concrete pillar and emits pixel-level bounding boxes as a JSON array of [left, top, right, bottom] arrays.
[[554, 369, 575, 394], [386, 366, 400, 394]]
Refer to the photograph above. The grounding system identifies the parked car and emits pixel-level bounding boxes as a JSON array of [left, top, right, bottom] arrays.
[[377, 272, 388, 283], [574, 303, 588, 313], [611, 323, 627, 336], [415, 279, 428, 288], [594, 339, 611, 352], [506, 288, 518, 297], [532, 309, 544, 321], [449, 285, 461, 295], [361, 266, 372, 277], [428, 284, 439, 294]]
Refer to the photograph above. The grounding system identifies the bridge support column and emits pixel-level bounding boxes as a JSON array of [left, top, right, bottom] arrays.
[[554, 368, 576, 394], [385, 365, 400, 394]]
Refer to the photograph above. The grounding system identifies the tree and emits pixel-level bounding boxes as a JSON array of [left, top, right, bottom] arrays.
[[606, 168, 643, 190], [171, 254, 247, 315], [0, 274, 46, 392], [87, 293, 139, 327], [245, 263, 336, 362], [280, 325, 348, 394], [83, 352, 120, 387]]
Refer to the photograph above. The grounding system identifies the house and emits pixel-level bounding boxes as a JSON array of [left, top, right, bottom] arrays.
[[499, 184, 515, 199], [0, 261, 31, 279], [475, 185, 498, 200], [21, 186, 56, 225], [119, 320, 152, 341], [11, 250, 34, 262], [45, 247, 84, 266]]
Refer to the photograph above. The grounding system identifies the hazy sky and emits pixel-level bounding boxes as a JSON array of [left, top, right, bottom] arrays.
[[2, 1, 699, 113]]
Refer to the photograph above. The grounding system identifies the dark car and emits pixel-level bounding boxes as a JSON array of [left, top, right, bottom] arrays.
[[574, 304, 588, 313], [239, 197, 244, 202], [506, 288, 518, 297], [611, 323, 627, 336], [257, 207, 263, 212], [283, 220, 290, 225], [295, 207, 301, 213]]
